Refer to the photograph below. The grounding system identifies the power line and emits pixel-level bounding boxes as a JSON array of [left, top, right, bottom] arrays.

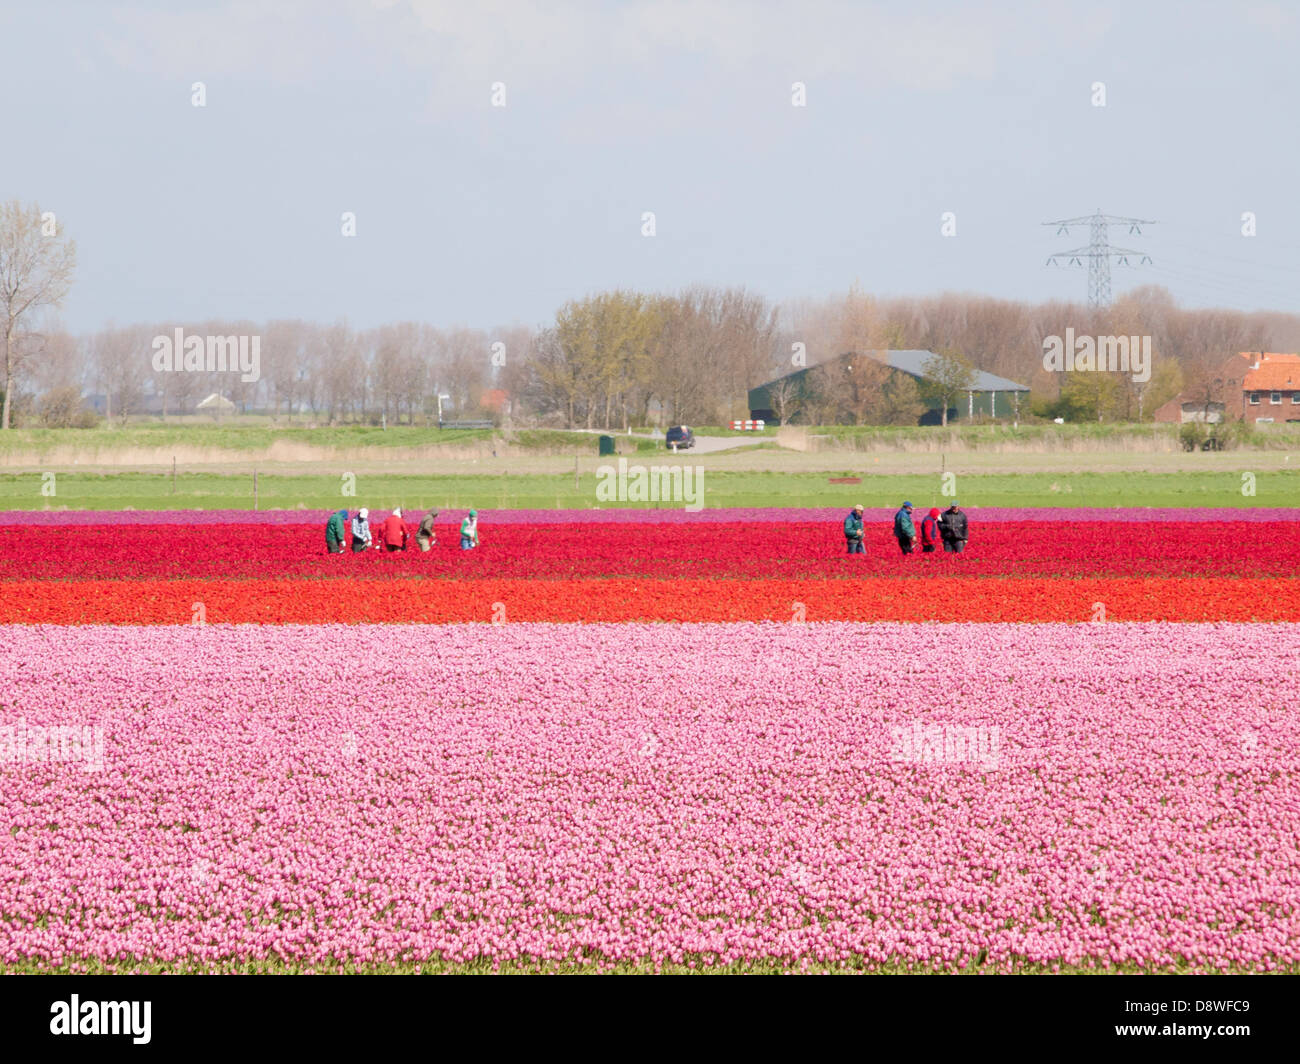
[[1043, 210, 1155, 308], [1143, 263, 1296, 313], [1153, 236, 1300, 277]]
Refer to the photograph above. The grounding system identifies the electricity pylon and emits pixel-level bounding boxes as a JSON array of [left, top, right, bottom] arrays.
[[1044, 210, 1155, 308]]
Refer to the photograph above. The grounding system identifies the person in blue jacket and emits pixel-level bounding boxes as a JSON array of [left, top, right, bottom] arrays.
[[893, 501, 916, 555], [843, 504, 866, 554]]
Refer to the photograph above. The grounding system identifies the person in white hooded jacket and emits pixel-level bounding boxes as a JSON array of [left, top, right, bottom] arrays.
[[350, 508, 373, 553]]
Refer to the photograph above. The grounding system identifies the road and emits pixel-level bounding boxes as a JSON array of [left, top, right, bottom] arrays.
[[612, 430, 769, 455], [672, 435, 769, 454]]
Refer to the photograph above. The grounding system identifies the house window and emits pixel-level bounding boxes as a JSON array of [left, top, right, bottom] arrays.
[[1248, 392, 1260, 405], [1271, 391, 1282, 404], [1292, 393, 1300, 404], [1256, 417, 1274, 424]]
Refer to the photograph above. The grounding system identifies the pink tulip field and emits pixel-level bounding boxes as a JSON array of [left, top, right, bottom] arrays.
[[4, 621, 1298, 973]]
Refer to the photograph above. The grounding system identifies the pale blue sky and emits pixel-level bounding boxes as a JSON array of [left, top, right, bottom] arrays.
[[4, 0, 1298, 333]]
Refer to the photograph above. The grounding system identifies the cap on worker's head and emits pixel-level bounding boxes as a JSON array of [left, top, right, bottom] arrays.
[[359, 508, 368, 519], [930, 508, 940, 518], [469, 509, 477, 517], [393, 507, 402, 518], [853, 504, 864, 512], [951, 501, 959, 507], [903, 500, 913, 509]]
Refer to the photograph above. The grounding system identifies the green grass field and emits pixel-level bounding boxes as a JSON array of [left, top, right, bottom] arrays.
[[0, 423, 496, 453], [4, 420, 1300, 455], [0, 468, 1294, 510]]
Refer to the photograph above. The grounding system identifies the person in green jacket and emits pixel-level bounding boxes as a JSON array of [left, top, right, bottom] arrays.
[[460, 509, 479, 550], [893, 501, 916, 555], [843, 504, 866, 554], [325, 508, 349, 554]]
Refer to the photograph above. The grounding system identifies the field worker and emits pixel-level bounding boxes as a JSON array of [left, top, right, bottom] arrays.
[[325, 508, 349, 554], [460, 509, 480, 550], [893, 500, 916, 555], [843, 504, 866, 554], [920, 507, 942, 553], [382, 507, 409, 552], [416, 508, 439, 552], [351, 508, 372, 553], [940, 502, 969, 554]]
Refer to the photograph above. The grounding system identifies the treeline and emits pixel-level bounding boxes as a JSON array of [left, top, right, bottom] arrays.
[[11, 321, 534, 427], [8, 284, 1300, 429]]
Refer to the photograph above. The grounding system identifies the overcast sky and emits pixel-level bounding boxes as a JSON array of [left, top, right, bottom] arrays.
[[5, 0, 1299, 333]]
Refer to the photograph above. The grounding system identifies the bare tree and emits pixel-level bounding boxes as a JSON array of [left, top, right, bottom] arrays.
[[879, 372, 925, 425], [27, 328, 84, 396], [920, 347, 976, 426], [490, 325, 535, 428], [0, 201, 77, 428], [318, 322, 361, 423], [1167, 309, 1265, 422], [650, 293, 726, 426], [265, 319, 308, 421], [93, 325, 149, 423], [837, 354, 894, 424], [442, 327, 491, 421], [766, 374, 803, 425]]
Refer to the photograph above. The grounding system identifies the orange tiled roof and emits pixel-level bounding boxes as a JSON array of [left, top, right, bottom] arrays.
[[1244, 363, 1300, 390]]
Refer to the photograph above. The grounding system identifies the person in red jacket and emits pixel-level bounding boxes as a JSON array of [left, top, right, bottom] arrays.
[[920, 507, 942, 553], [381, 508, 409, 552]]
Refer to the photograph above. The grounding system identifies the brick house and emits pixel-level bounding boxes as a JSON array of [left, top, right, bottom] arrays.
[[1153, 352, 1300, 424], [1242, 354, 1300, 424]]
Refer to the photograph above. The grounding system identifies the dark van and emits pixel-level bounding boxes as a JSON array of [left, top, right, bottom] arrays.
[[665, 425, 695, 450]]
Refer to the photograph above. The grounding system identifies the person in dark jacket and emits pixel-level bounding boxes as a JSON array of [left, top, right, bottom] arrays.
[[920, 507, 941, 553], [351, 508, 373, 553], [893, 501, 916, 555], [843, 504, 865, 554], [381, 507, 409, 552], [416, 509, 439, 552], [325, 508, 349, 554], [939, 502, 969, 553]]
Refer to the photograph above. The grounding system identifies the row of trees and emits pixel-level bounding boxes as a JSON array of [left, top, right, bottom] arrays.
[[11, 319, 535, 428], [5, 199, 1299, 429], [530, 287, 779, 430], [8, 288, 1287, 429]]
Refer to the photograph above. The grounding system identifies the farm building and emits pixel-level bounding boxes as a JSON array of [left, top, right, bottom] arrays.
[[747, 349, 1029, 425], [195, 393, 236, 415], [1153, 352, 1300, 425], [1242, 354, 1300, 424]]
